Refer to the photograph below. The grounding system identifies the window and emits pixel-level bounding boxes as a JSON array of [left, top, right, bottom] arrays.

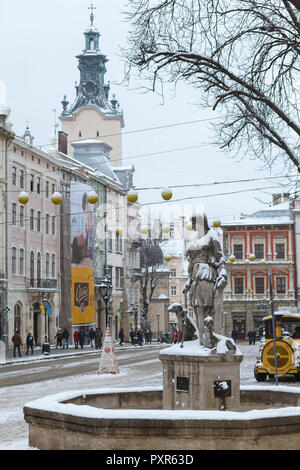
[[45, 214, 49, 234], [52, 183, 55, 194], [37, 253, 41, 286], [233, 244, 243, 260], [115, 235, 123, 253], [30, 174, 34, 192], [254, 243, 264, 260], [170, 224, 174, 239], [20, 206, 24, 228], [37, 177, 41, 194], [46, 253, 50, 277], [19, 249, 24, 275], [30, 209, 34, 231], [37, 211, 41, 232], [14, 304, 21, 333], [12, 167, 17, 185], [52, 254, 55, 278], [255, 277, 265, 294], [170, 269, 176, 278], [275, 243, 285, 259], [12, 247, 17, 274], [108, 231, 113, 251], [12, 203, 17, 225], [30, 251, 34, 283], [19, 169, 24, 188], [234, 277, 244, 294], [171, 285, 177, 296], [115, 267, 124, 289], [276, 277, 286, 294], [52, 216, 55, 235], [46, 181, 49, 198]]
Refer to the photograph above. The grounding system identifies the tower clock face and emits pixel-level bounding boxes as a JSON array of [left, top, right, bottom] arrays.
[[83, 81, 98, 97]]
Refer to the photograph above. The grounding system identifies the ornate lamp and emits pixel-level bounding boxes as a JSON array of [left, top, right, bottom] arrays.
[[99, 267, 113, 328]]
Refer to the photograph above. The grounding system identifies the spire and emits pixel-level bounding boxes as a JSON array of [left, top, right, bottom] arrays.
[[88, 3, 96, 27], [60, 5, 122, 118]]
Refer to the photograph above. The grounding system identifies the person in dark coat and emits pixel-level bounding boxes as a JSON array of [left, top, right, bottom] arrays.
[[12, 330, 22, 357], [95, 328, 102, 349], [62, 328, 69, 349], [119, 328, 124, 346], [74, 330, 79, 349], [89, 328, 95, 347], [55, 328, 63, 348], [129, 328, 135, 345], [231, 329, 238, 342], [78, 329, 85, 349], [26, 332, 34, 355]]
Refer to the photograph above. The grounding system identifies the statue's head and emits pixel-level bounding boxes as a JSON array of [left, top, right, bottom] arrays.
[[191, 213, 209, 235]]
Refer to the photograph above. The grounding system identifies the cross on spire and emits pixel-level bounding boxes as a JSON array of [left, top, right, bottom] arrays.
[[88, 3, 96, 26]]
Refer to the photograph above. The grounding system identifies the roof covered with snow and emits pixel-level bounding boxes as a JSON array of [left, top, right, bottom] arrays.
[[224, 201, 293, 227]]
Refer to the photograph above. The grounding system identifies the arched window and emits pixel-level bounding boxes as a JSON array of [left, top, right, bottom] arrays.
[[14, 304, 21, 332], [30, 251, 34, 286]]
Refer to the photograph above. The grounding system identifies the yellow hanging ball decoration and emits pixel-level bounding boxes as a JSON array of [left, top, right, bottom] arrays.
[[51, 192, 63, 205], [161, 188, 173, 201], [229, 255, 236, 263], [164, 256, 172, 262], [185, 222, 194, 231], [140, 226, 149, 235], [87, 191, 99, 205], [260, 259, 266, 265], [115, 228, 123, 236], [213, 220, 221, 228], [244, 259, 250, 265], [162, 224, 170, 233], [18, 191, 29, 205], [248, 253, 256, 262], [127, 189, 138, 204]]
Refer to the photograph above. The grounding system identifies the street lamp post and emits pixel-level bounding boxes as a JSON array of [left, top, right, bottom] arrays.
[[99, 267, 113, 329], [42, 298, 50, 355], [156, 312, 160, 341]]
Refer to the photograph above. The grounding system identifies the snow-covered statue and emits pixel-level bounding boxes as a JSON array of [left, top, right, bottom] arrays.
[[183, 213, 228, 348]]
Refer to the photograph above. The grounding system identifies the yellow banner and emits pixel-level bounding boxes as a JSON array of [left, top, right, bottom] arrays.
[[72, 267, 95, 325]]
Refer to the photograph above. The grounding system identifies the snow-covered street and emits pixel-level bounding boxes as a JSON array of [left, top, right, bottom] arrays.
[[0, 342, 299, 450]]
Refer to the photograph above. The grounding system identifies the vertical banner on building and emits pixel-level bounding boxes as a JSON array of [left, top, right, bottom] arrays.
[[71, 182, 95, 325]]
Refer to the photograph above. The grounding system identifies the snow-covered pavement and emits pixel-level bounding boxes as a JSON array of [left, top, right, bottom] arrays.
[[0, 342, 298, 450]]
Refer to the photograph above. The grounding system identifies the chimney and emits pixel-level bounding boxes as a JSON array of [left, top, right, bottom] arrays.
[[58, 131, 68, 155], [272, 194, 281, 206], [283, 193, 290, 202]]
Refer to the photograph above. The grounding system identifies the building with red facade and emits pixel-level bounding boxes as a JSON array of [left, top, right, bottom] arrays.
[[222, 196, 296, 340]]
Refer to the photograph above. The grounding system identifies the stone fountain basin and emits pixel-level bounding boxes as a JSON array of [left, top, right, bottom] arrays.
[[24, 385, 300, 450]]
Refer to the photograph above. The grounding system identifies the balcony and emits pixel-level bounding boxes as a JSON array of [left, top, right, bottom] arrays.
[[26, 278, 58, 290]]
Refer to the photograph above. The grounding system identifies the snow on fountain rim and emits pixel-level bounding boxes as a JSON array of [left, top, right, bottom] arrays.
[[24, 384, 300, 422]]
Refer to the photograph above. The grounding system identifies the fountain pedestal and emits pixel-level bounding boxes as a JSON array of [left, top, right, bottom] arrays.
[[160, 340, 243, 411]]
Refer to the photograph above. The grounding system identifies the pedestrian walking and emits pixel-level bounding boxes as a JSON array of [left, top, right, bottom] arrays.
[[138, 329, 143, 346], [78, 329, 85, 349], [129, 328, 135, 345], [95, 328, 102, 349], [89, 327, 95, 347], [55, 328, 63, 349], [171, 328, 179, 344], [247, 330, 253, 345], [12, 330, 22, 357], [62, 328, 69, 349], [74, 329, 79, 349], [252, 330, 256, 345], [26, 331, 34, 355], [231, 329, 238, 342], [118, 328, 124, 346]]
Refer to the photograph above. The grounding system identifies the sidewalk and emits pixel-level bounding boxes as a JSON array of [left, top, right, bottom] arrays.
[[1, 341, 164, 366]]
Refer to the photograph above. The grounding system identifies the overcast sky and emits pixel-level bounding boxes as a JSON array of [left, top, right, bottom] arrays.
[[0, 0, 296, 224]]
